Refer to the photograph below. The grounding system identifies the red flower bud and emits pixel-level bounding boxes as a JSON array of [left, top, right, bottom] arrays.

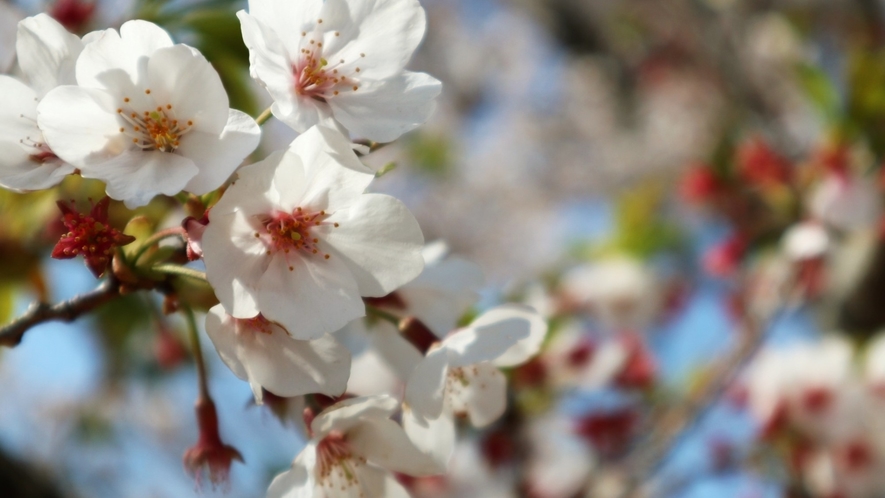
[[183, 397, 243, 488]]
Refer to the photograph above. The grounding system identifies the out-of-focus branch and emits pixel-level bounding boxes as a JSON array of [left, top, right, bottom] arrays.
[[607, 279, 798, 498], [0, 278, 120, 348]]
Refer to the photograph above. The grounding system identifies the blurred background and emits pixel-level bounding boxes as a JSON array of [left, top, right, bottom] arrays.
[[3, 0, 885, 496]]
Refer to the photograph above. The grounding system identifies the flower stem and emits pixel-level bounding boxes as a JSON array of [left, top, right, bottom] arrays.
[[131, 227, 186, 265], [365, 305, 400, 325], [255, 107, 274, 126], [183, 305, 210, 399], [151, 264, 207, 282]]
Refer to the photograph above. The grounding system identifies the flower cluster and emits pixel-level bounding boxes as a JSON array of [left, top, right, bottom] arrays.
[[0, 1, 549, 496]]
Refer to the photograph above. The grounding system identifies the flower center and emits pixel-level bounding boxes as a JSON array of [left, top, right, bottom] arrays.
[[16, 114, 59, 164], [116, 92, 194, 153], [316, 431, 365, 488], [292, 23, 365, 101], [255, 208, 340, 270], [238, 314, 275, 335]]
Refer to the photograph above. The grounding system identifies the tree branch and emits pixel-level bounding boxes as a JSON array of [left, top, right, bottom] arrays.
[[0, 279, 120, 348]]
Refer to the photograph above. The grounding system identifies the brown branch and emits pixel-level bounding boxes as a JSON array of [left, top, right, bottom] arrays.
[[0, 278, 121, 348]]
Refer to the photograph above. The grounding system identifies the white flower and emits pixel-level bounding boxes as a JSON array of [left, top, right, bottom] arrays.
[[330, 241, 483, 391], [238, 0, 442, 142], [403, 305, 547, 466], [383, 240, 484, 339], [204, 304, 351, 403], [202, 125, 425, 341], [37, 20, 260, 208], [782, 221, 829, 261], [267, 395, 442, 498], [525, 413, 595, 498], [743, 337, 854, 438], [559, 256, 660, 331], [0, 14, 84, 191]]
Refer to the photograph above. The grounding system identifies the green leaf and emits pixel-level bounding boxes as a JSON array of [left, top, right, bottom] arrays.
[[795, 63, 842, 122]]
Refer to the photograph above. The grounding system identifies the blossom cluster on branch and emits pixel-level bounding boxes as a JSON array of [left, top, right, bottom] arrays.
[[0, 1, 547, 496]]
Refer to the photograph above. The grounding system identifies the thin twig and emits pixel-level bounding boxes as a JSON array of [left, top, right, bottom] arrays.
[[183, 306, 210, 399], [608, 279, 800, 498], [255, 107, 273, 126], [0, 279, 120, 348], [151, 264, 207, 282]]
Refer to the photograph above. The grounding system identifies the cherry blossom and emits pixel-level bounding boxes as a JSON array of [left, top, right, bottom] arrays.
[[267, 395, 442, 497], [366, 240, 484, 339], [202, 125, 425, 340], [204, 305, 351, 403], [37, 20, 260, 208], [403, 305, 547, 466], [238, 0, 442, 142], [742, 337, 853, 438], [0, 14, 85, 192]]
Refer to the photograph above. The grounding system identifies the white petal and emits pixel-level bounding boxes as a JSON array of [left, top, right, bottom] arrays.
[[203, 210, 272, 319], [333, 0, 427, 80], [348, 416, 444, 476], [37, 86, 125, 168], [287, 125, 374, 212], [442, 306, 535, 368], [400, 254, 484, 338], [146, 45, 230, 135], [322, 193, 424, 297], [0, 3, 22, 73], [333, 318, 372, 356], [404, 347, 448, 420], [75, 21, 173, 89], [402, 405, 456, 470], [367, 320, 423, 381], [448, 362, 507, 428], [180, 110, 261, 195], [246, 0, 324, 57], [487, 305, 548, 368], [267, 442, 317, 498], [219, 150, 286, 216], [350, 465, 410, 498], [256, 251, 365, 340], [205, 305, 352, 400], [204, 305, 250, 381], [80, 150, 198, 208], [0, 76, 37, 141], [0, 150, 75, 191], [237, 11, 297, 107], [311, 395, 398, 437], [16, 14, 83, 96], [331, 71, 441, 142], [346, 348, 402, 397]]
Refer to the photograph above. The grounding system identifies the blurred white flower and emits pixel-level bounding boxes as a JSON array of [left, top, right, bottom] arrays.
[[809, 173, 881, 232], [37, 20, 260, 207], [782, 221, 830, 261], [743, 336, 854, 438], [204, 304, 351, 403], [559, 256, 660, 331], [0, 14, 82, 191], [525, 413, 595, 498], [267, 395, 442, 498], [238, 0, 441, 142], [404, 305, 547, 466], [203, 125, 425, 340], [0, 2, 22, 74]]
